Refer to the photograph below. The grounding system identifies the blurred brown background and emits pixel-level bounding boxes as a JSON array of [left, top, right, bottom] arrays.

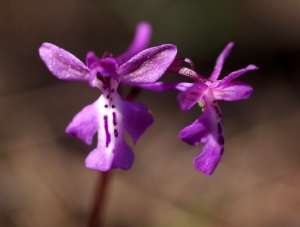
[[1, 0, 300, 226]]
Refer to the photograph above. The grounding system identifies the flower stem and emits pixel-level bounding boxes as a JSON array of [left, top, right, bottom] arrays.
[[88, 86, 142, 227], [88, 171, 112, 227]]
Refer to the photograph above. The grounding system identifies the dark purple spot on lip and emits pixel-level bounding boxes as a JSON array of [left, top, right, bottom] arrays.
[[114, 129, 118, 137], [103, 115, 111, 147], [112, 105, 115, 108], [218, 135, 224, 145], [106, 95, 109, 99], [112, 112, 117, 125], [104, 104, 108, 108], [111, 89, 114, 93], [218, 123, 222, 134]]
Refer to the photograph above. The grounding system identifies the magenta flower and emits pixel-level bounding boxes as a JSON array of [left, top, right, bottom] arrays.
[[39, 22, 177, 171], [142, 42, 257, 175], [174, 43, 257, 174]]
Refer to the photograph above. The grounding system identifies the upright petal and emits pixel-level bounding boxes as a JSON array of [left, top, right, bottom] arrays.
[[209, 42, 234, 82], [177, 82, 208, 110], [39, 43, 90, 81], [216, 64, 258, 86], [118, 44, 177, 84], [117, 22, 152, 65]]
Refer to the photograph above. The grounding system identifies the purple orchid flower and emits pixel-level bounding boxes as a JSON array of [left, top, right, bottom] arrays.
[[175, 42, 257, 175], [39, 22, 177, 171], [141, 42, 257, 175]]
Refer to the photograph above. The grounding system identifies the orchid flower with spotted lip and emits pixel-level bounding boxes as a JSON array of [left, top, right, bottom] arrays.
[[39, 22, 177, 171], [141, 42, 257, 175], [176, 42, 257, 175]]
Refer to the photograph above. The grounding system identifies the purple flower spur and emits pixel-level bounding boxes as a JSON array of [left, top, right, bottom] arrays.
[[39, 22, 177, 171]]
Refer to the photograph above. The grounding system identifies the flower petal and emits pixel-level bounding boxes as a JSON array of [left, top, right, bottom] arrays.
[[85, 147, 114, 171], [118, 44, 177, 84], [217, 64, 258, 86], [86, 133, 134, 171], [111, 138, 134, 170], [66, 100, 99, 145], [193, 140, 223, 175], [122, 100, 153, 144], [177, 82, 208, 110], [136, 82, 192, 92], [117, 22, 152, 65], [179, 118, 207, 146], [213, 81, 253, 101], [82, 92, 135, 171], [179, 94, 224, 175], [39, 43, 90, 81], [209, 42, 234, 82]]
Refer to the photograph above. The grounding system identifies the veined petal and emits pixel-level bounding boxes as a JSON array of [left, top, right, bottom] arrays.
[[177, 82, 208, 110], [118, 44, 177, 84], [117, 22, 152, 65], [209, 42, 234, 82], [136, 82, 193, 92], [39, 43, 90, 81], [122, 101, 153, 144], [66, 100, 99, 145], [217, 64, 258, 86], [213, 81, 253, 101], [180, 94, 224, 175]]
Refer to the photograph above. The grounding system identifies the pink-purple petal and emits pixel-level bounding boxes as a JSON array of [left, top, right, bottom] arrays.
[[117, 22, 152, 65], [213, 81, 253, 101], [85, 131, 134, 171], [66, 100, 99, 145], [177, 82, 208, 110], [83, 92, 135, 171], [180, 94, 224, 175], [85, 147, 114, 171], [122, 100, 153, 144], [209, 42, 234, 82], [39, 43, 90, 81], [193, 139, 222, 175], [217, 64, 258, 86], [179, 118, 207, 146], [136, 82, 193, 92], [118, 44, 177, 84], [111, 138, 134, 170]]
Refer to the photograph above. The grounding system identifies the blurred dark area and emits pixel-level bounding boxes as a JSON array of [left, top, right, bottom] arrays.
[[1, 0, 300, 227]]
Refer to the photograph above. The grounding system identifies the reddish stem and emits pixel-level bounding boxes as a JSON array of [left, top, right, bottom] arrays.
[[89, 171, 112, 227]]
